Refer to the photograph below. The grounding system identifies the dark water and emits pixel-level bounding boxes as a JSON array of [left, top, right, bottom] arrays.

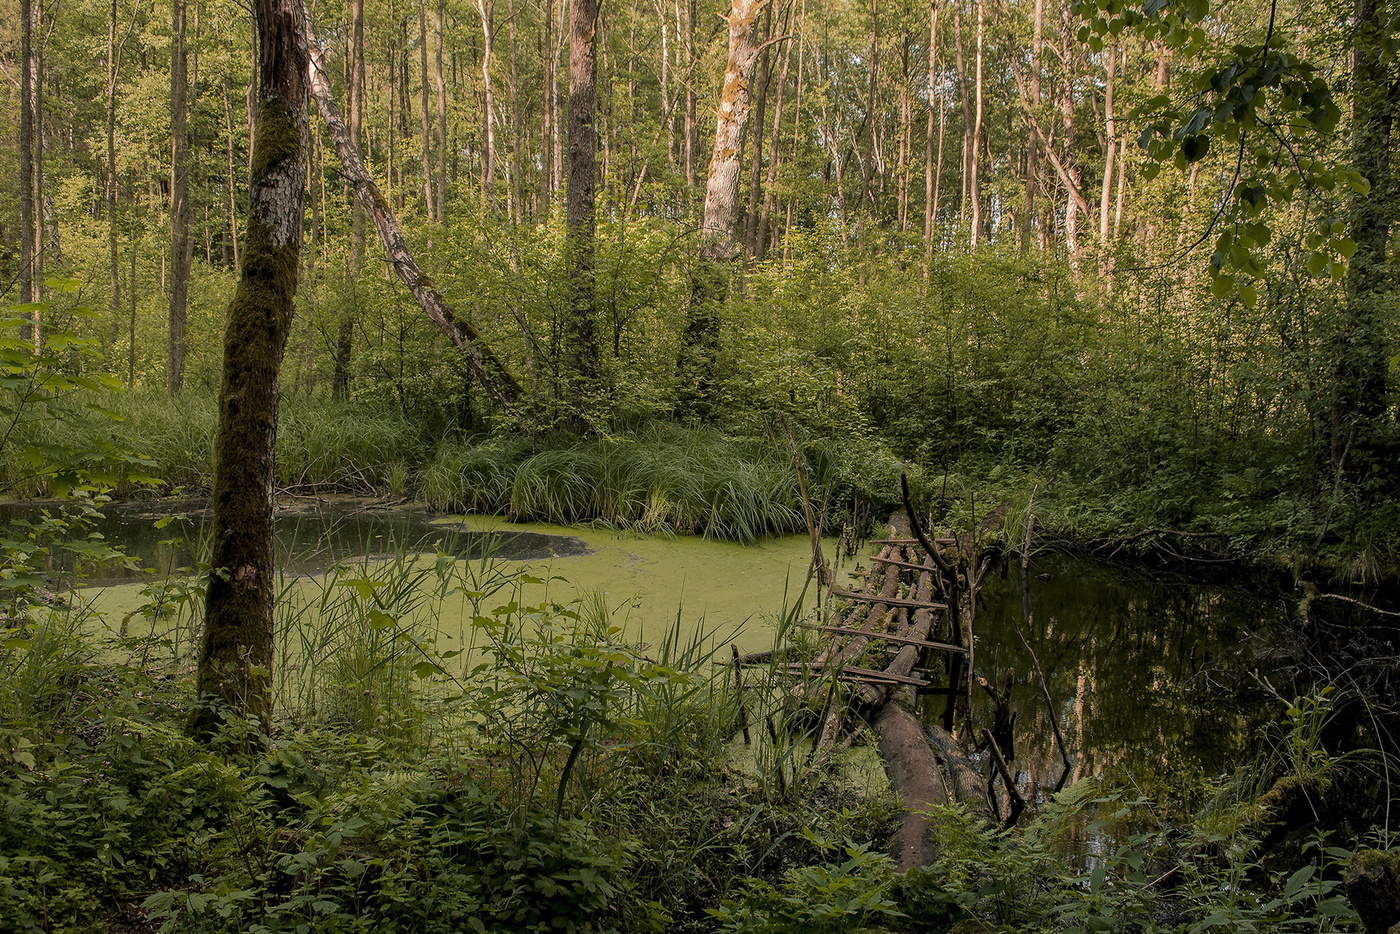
[[0, 500, 591, 585], [970, 551, 1303, 797]]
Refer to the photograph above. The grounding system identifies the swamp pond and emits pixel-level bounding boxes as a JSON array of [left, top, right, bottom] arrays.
[[23, 499, 1304, 796]]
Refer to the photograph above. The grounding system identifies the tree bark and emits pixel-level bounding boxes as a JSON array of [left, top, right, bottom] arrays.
[[332, 0, 365, 400], [435, 0, 449, 221], [306, 23, 522, 407], [744, 4, 773, 255], [106, 0, 121, 331], [923, 0, 941, 269], [193, 0, 310, 738], [417, 0, 435, 214], [564, 0, 602, 410], [683, 0, 698, 191], [1097, 42, 1117, 246], [168, 0, 193, 392], [476, 0, 497, 205], [19, 0, 35, 310], [968, 0, 984, 247], [680, 0, 776, 409]]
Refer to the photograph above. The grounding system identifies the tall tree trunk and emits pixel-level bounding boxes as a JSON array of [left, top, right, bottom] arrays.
[[1028, 0, 1045, 248], [1058, 2, 1080, 257], [744, 4, 773, 255], [897, 34, 911, 231], [507, 0, 523, 221], [861, 0, 879, 212], [679, 0, 775, 410], [168, 0, 193, 392], [106, 0, 121, 331], [333, 0, 365, 400], [223, 88, 242, 269], [682, 0, 697, 192], [923, 0, 940, 268], [758, 0, 794, 259], [1330, 0, 1395, 472], [476, 0, 496, 205], [30, 0, 47, 346], [192, 0, 310, 738], [418, 0, 435, 214], [19, 0, 35, 311], [968, 0, 984, 247], [127, 241, 137, 385], [306, 22, 522, 406], [953, 2, 971, 221], [1097, 42, 1117, 246], [564, 0, 601, 412], [435, 0, 449, 220], [540, 0, 556, 209]]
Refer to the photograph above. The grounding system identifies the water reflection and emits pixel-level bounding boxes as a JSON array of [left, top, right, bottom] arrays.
[[972, 553, 1301, 795], [0, 501, 592, 585]]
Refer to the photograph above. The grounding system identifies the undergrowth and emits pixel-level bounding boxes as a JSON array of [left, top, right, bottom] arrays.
[[0, 528, 1387, 933]]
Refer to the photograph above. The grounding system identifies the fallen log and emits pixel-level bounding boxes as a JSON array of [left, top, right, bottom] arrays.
[[763, 662, 931, 687], [830, 589, 948, 611], [874, 702, 949, 870], [795, 622, 965, 654]]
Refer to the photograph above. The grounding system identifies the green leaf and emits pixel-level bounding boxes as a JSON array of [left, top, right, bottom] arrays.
[[1283, 864, 1314, 900]]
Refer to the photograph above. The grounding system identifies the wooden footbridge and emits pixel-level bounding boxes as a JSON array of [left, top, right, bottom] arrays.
[[735, 483, 1031, 869]]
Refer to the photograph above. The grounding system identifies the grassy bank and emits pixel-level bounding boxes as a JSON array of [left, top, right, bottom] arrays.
[[0, 395, 909, 544], [6, 390, 1396, 570]]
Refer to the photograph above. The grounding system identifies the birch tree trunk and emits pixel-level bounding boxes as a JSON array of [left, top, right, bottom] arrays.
[[679, 0, 774, 410], [477, 0, 497, 205], [306, 21, 522, 407], [193, 0, 310, 738], [1097, 42, 1117, 246]]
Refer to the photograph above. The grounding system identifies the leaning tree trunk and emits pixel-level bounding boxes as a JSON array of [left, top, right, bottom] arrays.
[[191, 0, 309, 739], [305, 23, 522, 407], [331, 0, 364, 401], [679, 0, 773, 412], [563, 0, 601, 413]]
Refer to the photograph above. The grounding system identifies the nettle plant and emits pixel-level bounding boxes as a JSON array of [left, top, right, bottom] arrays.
[[1076, 0, 1358, 303]]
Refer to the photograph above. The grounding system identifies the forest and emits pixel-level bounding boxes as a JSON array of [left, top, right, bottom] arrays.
[[0, 0, 1398, 928]]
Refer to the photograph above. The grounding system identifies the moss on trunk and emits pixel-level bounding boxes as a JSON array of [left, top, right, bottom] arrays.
[[191, 5, 308, 740]]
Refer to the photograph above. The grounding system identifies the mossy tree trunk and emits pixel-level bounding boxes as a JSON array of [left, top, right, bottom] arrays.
[[563, 0, 601, 420], [191, 0, 309, 738]]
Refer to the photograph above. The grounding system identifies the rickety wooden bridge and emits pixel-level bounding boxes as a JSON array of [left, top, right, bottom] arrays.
[[734, 483, 1024, 870]]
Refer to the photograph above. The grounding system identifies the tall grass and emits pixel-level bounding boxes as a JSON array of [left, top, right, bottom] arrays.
[[0, 392, 428, 497], [421, 424, 868, 543]]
